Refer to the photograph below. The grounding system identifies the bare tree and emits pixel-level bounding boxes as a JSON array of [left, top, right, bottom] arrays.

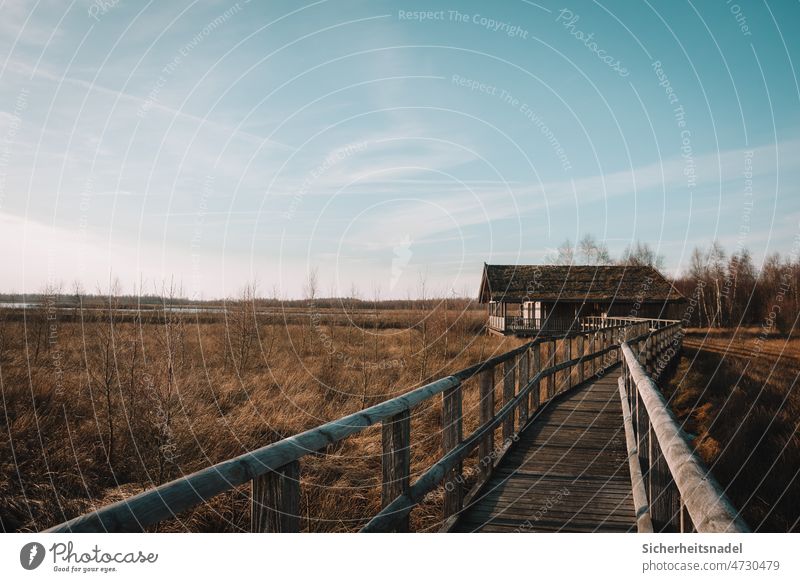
[[359, 321, 372, 409], [708, 241, 727, 327], [304, 267, 319, 301], [87, 277, 122, 470], [30, 282, 61, 364], [417, 270, 430, 383], [372, 283, 381, 362], [547, 239, 575, 265], [578, 234, 612, 265], [688, 247, 712, 327], [345, 283, 360, 347], [303, 267, 319, 354], [227, 281, 259, 373], [676, 241, 800, 330], [150, 278, 184, 483], [619, 240, 665, 271], [71, 280, 86, 322], [258, 284, 280, 364]]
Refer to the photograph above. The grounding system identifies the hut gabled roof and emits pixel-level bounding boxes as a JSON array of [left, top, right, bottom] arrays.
[[479, 264, 684, 303]]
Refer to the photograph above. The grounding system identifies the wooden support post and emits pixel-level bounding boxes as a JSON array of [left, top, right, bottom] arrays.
[[442, 384, 463, 519], [637, 389, 649, 507], [657, 333, 665, 377], [381, 410, 410, 532], [503, 357, 516, 441], [646, 423, 678, 530], [541, 342, 550, 400], [518, 349, 529, 426], [662, 462, 682, 532], [641, 336, 649, 374], [653, 334, 660, 374], [577, 334, 585, 385], [478, 367, 495, 479], [251, 461, 301, 532], [531, 342, 541, 411], [646, 415, 654, 509], [565, 336, 572, 391], [548, 339, 557, 397], [589, 332, 596, 377]]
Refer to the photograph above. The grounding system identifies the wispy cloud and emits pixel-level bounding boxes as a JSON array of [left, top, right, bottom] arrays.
[[5, 57, 296, 151]]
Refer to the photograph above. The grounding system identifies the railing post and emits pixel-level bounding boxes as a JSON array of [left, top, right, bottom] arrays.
[[442, 382, 463, 519], [576, 333, 585, 385], [657, 330, 666, 377], [478, 366, 495, 480], [542, 340, 553, 399], [651, 440, 681, 532], [531, 342, 541, 411], [503, 357, 516, 441], [595, 331, 602, 374], [637, 339, 646, 369], [381, 410, 411, 532], [552, 338, 559, 395], [251, 461, 301, 532], [564, 336, 572, 391], [632, 350, 650, 515], [518, 349, 529, 426]]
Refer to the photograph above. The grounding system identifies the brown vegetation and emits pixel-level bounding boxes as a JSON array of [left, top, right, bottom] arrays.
[[0, 293, 528, 532], [662, 327, 800, 532]]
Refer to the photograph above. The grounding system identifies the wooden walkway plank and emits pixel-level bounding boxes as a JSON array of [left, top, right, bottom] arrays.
[[452, 369, 637, 533]]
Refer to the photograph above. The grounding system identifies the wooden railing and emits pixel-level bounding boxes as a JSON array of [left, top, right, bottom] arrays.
[[618, 324, 749, 533], [47, 321, 649, 533], [582, 315, 678, 330], [489, 315, 679, 335], [504, 316, 578, 334], [488, 314, 505, 331]]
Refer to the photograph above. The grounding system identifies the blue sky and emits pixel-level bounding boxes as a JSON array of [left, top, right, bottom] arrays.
[[1, 0, 798, 299]]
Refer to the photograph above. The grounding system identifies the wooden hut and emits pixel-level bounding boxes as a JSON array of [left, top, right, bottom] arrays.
[[478, 264, 685, 336]]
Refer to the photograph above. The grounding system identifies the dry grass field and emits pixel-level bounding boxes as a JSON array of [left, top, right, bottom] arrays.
[[3, 300, 797, 533], [0, 300, 529, 532], [663, 327, 800, 532]]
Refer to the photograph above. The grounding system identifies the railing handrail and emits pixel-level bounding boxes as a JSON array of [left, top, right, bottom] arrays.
[[46, 373, 461, 533], [620, 341, 749, 533], [47, 318, 663, 533], [616, 376, 653, 533]]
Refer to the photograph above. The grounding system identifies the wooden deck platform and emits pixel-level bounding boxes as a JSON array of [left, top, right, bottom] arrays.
[[453, 369, 636, 532]]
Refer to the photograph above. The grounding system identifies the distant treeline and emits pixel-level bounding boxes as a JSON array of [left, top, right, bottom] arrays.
[[543, 235, 800, 332], [0, 292, 481, 313], [673, 242, 799, 332]]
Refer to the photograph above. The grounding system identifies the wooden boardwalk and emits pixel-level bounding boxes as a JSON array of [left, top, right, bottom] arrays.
[[453, 369, 636, 532]]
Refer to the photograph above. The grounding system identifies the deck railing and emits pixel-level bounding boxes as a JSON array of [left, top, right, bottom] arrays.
[[582, 315, 678, 330], [505, 316, 578, 334], [489, 315, 678, 335], [618, 324, 749, 533], [47, 321, 647, 533]]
